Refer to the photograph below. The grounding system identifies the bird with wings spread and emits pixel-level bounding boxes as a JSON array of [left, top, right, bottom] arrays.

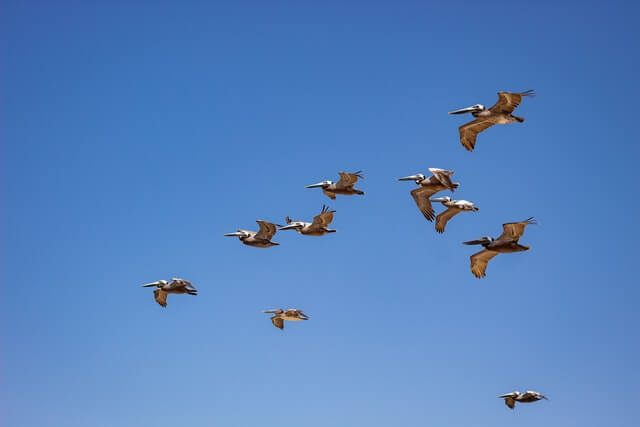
[[398, 168, 460, 222], [463, 217, 536, 278], [224, 220, 279, 248], [279, 205, 336, 236], [430, 196, 479, 233], [263, 308, 309, 330], [498, 390, 548, 409], [305, 171, 365, 200], [449, 90, 535, 152], [141, 278, 198, 307]]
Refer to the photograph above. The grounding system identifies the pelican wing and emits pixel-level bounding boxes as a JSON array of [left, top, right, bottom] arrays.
[[435, 207, 462, 233], [428, 168, 456, 192], [410, 187, 438, 221], [311, 205, 335, 227], [168, 278, 195, 291], [470, 249, 499, 279], [459, 118, 497, 152], [271, 317, 284, 330], [496, 217, 536, 243], [504, 397, 516, 409], [153, 289, 168, 307], [336, 171, 363, 189], [489, 90, 535, 114], [255, 220, 277, 240]]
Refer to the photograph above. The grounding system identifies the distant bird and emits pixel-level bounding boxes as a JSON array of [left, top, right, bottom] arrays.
[[224, 220, 279, 248], [263, 308, 309, 330], [498, 390, 548, 409], [431, 196, 479, 233], [305, 171, 365, 200], [398, 168, 459, 221], [142, 278, 197, 307], [463, 217, 536, 278], [449, 90, 535, 151], [279, 205, 336, 236]]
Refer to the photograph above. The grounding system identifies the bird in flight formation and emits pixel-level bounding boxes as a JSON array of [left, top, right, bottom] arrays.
[[142, 90, 544, 411], [263, 308, 309, 330], [279, 205, 337, 236], [499, 390, 548, 409], [431, 196, 479, 233], [398, 168, 459, 221], [305, 171, 365, 199], [449, 90, 535, 151], [463, 217, 536, 278], [142, 278, 198, 307], [224, 220, 280, 248]]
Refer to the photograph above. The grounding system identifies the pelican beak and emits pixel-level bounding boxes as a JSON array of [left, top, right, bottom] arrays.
[[448, 106, 479, 115], [224, 232, 244, 237], [463, 239, 486, 245], [141, 283, 156, 287], [541, 395, 549, 400], [299, 313, 309, 320], [278, 224, 298, 231], [305, 182, 326, 188], [397, 175, 420, 181], [430, 197, 447, 202], [498, 393, 514, 399]]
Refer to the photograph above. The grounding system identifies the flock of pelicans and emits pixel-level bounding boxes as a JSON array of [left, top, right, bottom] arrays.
[[141, 90, 548, 410]]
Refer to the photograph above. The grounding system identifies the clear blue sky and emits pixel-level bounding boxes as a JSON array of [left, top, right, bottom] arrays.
[[2, 1, 639, 426]]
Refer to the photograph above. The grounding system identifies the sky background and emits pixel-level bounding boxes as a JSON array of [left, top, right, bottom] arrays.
[[2, 1, 639, 426]]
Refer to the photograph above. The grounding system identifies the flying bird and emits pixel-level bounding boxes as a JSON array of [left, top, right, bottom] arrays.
[[398, 168, 459, 221], [263, 308, 309, 330], [305, 171, 365, 200], [449, 90, 535, 151], [141, 278, 197, 307], [279, 205, 336, 236], [431, 196, 479, 233], [498, 390, 548, 409], [463, 217, 536, 278], [224, 220, 279, 248]]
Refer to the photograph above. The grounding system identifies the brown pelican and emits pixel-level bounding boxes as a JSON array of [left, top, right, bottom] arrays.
[[305, 171, 365, 200], [142, 278, 197, 307], [499, 391, 548, 409], [224, 220, 279, 248], [449, 90, 535, 151], [463, 217, 536, 278], [279, 205, 336, 236], [397, 168, 459, 221], [263, 308, 309, 330], [431, 196, 478, 233]]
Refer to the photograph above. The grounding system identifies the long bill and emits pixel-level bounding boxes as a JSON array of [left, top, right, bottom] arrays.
[[463, 238, 489, 245], [278, 224, 299, 231], [224, 231, 244, 237], [448, 106, 479, 115], [305, 182, 326, 188], [397, 175, 421, 181]]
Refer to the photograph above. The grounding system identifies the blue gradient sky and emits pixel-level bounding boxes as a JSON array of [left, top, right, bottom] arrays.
[[2, 1, 639, 426]]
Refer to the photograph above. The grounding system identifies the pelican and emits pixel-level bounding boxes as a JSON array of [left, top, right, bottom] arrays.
[[463, 217, 536, 278], [263, 308, 309, 330], [224, 220, 279, 248], [279, 205, 336, 236], [305, 171, 365, 200], [431, 196, 479, 233], [498, 391, 548, 409], [141, 278, 197, 307], [397, 168, 459, 221], [449, 90, 535, 151]]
